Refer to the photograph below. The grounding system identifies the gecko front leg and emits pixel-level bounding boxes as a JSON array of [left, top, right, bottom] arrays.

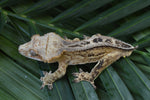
[[73, 51, 122, 89], [40, 61, 68, 90]]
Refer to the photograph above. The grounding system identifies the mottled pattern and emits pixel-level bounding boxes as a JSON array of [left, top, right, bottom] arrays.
[[18, 32, 137, 90], [93, 38, 103, 43], [105, 39, 112, 44], [64, 34, 135, 52], [69, 44, 83, 47], [81, 41, 90, 45]]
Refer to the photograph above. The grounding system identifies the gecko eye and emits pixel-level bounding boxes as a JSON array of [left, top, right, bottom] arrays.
[[30, 49, 38, 56]]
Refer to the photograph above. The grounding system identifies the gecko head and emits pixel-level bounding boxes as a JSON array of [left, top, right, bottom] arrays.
[[18, 34, 43, 61], [18, 32, 64, 62]]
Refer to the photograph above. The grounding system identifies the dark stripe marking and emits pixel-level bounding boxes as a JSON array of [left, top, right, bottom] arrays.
[[69, 44, 83, 47], [122, 43, 131, 48], [93, 38, 103, 43], [81, 41, 90, 45], [46, 35, 49, 55], [98, 38, 102, 42], [88, 53, 94, 57], [105, 39, 112, 43], [115, 40, 131, 48], [93, 38, 98, 43], [96, 59, 104, 69]]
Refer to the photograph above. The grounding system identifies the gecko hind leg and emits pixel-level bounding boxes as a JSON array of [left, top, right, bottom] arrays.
[[72, 60, 104, 89]]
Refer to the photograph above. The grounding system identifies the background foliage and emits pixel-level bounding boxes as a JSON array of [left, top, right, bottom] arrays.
[[0, 0, 150, 100]]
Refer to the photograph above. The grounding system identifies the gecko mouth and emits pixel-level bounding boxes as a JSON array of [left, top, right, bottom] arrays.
[[30, 55, 43, 61]]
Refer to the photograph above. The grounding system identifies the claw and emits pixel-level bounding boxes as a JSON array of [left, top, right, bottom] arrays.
[[48, 84, 53, 90], [40, 83, 45, 89], [40, 77, 43, 81], [42, 71, 48, 75], [79, 68, 83, 73], [72, 72, 79, 77], [90, 81, 96, 89], [73, 78, 80, 83], [48, 71, 52, 74]]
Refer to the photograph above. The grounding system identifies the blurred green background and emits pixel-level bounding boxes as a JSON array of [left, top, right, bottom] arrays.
[[0, 0, 150, 100]]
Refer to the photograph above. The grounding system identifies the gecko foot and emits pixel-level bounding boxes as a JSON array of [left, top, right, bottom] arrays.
[[40, 71, 54, 90], [72, 68, 96, 89]]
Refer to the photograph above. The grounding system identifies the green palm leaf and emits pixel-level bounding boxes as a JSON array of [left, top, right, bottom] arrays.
[[0, 0, 150, 100]]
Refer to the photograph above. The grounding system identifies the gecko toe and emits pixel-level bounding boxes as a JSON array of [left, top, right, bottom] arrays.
[[40, 77, 44, 81], [73, 78, 81, 83], [40, 83, 45, 89], [48, 71, 52, 75], [48, 84, 53, 90], [42, 71, 48, 75], [72, 73, 78, 77], [90, 81, 96, 89], [79, 68, 83, 72]]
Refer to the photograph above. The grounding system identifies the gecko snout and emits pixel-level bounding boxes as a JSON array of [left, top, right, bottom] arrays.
[[18, 42, 30, 56]]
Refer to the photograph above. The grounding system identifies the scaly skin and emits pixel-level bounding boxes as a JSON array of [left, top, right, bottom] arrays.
[[18, 32, 137, 89]]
